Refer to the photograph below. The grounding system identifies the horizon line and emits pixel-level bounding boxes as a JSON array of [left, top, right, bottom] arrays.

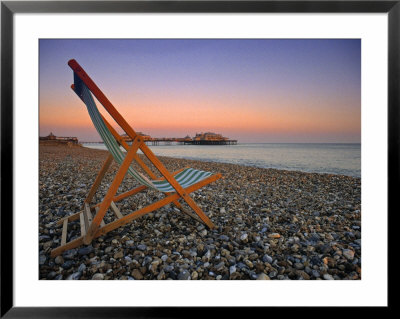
[[79, 141, 361, 144]]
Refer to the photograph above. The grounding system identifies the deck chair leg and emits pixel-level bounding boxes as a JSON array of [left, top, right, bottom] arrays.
[[180, 194, 216, 229], [84, 154, 114, 204], [83, 139, 142, 245], [51, 236, 85, 258], [172, 199, 206, 225]]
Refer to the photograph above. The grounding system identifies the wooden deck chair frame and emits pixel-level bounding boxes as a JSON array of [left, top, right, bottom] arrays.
[[50, 59, 222, 258]]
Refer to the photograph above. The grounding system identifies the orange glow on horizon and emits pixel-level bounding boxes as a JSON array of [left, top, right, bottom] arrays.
[[40, 85, 360, 141], [40, 100, 359, 137]]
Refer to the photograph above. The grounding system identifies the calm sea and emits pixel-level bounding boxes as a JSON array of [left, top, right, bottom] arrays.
[[83, 143, 361, 178]]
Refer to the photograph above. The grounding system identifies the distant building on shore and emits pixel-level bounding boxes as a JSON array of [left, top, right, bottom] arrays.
[[185, 132, 236, 145], [40, 132, 79, 144], [193, 132, 229, 142]]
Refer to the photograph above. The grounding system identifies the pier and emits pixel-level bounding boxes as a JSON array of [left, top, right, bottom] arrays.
[[82, 131, 237, 146], [81, 141, 104, 144], [144, 137, 187, 146], [183, 139, 237, 145], [144, 138, 237, 146]]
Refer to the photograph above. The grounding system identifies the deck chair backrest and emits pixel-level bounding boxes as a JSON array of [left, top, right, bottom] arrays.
[[73, 73, 156, 190]]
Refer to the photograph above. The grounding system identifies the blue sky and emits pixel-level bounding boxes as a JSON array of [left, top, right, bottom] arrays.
[[40, 39, 361, 143]]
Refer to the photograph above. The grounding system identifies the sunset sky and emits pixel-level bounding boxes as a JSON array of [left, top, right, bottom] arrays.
[[39, 39, 361, 143]]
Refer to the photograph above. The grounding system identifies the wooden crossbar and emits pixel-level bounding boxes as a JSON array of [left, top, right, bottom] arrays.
[[61, 219, 68, 246], [110, 201, 123, 219], [112, 185, 147, 203], [79, 212, 86, 237], [84, 202, 93, 229], [95, 207, 106, 227]]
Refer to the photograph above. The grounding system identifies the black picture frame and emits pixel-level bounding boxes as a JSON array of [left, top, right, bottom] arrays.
[[1, 0, 395, 317]]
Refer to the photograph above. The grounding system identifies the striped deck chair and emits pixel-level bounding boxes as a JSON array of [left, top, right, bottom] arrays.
[[50, 59, 222, 257]]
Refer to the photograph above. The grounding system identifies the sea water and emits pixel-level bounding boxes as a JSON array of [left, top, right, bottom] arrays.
[[83, 143, 361, 178]]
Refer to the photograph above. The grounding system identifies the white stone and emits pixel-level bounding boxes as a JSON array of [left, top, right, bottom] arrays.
[[257, 273, 270, 280], [92, 273, 105, 280]]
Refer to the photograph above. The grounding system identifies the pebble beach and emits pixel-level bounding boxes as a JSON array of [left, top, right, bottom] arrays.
[[39, 144, 361, 280]]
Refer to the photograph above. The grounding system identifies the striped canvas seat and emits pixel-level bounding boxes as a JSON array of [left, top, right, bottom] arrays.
[[73, 73, 214, 193]]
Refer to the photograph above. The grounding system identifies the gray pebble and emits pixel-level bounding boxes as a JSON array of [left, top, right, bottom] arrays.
[[323, 274, 334, 280], [177, 270, 191, 280]]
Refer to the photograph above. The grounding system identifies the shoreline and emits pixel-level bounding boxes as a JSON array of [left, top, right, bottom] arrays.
[[39, 144, 361, 280], [81, 144, 361, 179]]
